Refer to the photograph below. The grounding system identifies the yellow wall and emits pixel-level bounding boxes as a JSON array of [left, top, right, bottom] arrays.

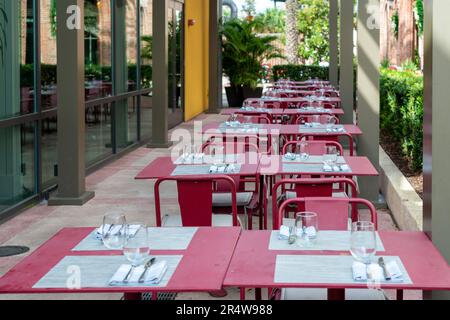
[[184, 0, 209, 121]]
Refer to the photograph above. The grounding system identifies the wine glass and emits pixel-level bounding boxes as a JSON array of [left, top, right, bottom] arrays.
[[123, 224, 150, 268], [102, 212, 127, 250], [323, 145, 339, 166], [295, 212, 318, 247], [298, 142, 310, 161], [350, 221, 377, 264]]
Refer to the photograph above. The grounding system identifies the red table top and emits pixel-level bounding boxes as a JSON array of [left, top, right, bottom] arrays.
[[221, 108, 286, 116], [202, 122, 362, 137], [223, 230, 450, 291], [0, 227, 241, 294], [283, 108, 344, 116], [135, 156, 260, 180], [246, 97, 341, 106], [258, 155, 378, 176]]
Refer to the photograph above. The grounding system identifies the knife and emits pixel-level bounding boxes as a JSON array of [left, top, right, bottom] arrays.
[[138, 258, 156, 283], [378, 257, 392, 281]]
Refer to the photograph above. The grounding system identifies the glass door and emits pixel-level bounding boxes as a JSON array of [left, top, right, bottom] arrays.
[[168, 0, 184, 128]]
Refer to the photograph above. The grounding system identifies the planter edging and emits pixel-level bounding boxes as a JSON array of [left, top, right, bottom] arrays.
[[379, 146, 423, 231]]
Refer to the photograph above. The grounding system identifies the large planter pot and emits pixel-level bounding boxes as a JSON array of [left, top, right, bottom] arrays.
[[242, 86, 263, 99], [225, 86, 244, 108]]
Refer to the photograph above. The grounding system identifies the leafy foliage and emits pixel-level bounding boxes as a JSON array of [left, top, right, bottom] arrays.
[[141, 35, 153, 61], [241, 0, 256, 17], [222, 19, 283, 88], [297, 0, 330, 65], [380, 68, 423, 171], [253, 8, 285, 34], [391, 10, 399, 39], [414, 0, 424, 36], [272, 64, 329, 82]]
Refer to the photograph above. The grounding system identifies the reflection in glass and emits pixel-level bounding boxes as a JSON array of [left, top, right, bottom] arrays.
[[140, 0, 153, 89], [168, 4, 183, 128], [0, 123, 35, 213], [42, 116, 58, 187], [84, 0, 112, 101], [85, 104, 113, 165]]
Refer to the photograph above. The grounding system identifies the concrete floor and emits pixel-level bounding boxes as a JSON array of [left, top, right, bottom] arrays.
[[0, 112, 421, 300]]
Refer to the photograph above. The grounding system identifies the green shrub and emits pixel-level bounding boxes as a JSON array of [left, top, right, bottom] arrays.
[[380, 67, 423, 171], [272, 64, 329, 82]]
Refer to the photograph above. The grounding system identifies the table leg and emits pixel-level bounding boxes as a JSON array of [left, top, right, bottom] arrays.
[[255, 288, 262, 300], [123, 292, 142, 300], [397, 290, 404, 300], [240, 288, 246, 300], [327, 289, 345, 300], [259, 175, 265, 229]]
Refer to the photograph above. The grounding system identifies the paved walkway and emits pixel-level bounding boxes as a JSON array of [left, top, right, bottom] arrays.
[[0, 113, 420, 300]]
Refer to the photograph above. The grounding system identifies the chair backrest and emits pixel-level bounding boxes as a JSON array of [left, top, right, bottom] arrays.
[[276, 197, 377, 231], [298, 133, 354, 156], [234, 114, 271, 124], [272, 178, 358, 227], [298, 101, 335, 109], [201, 140, 260, 155], [154, 176, 239, 227], [282, 140, 344, 156]]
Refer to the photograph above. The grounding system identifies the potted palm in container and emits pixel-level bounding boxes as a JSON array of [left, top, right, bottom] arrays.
[[222, 19, 283, 107]]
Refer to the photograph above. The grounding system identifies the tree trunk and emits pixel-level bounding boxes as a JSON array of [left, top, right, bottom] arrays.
[[285, 0, 299, 64]]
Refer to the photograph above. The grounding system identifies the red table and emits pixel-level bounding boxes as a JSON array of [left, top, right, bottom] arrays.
[[221, 108, 285, 116], [0, 227, 241, 296], [135, 156, 260, 180], [258, 155, 378, 177], [221, 108, 344, 117], [223, 230, 450, 299]]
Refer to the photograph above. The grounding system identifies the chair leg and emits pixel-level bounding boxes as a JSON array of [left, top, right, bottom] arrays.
[[123, 293, 142, 300], [397, 290, 404, 300], [247, 208, 253, 230], [240, 288, 246, 300], [255, 288, 262, 300]]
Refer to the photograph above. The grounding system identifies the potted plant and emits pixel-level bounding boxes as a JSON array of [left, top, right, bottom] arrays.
[[222, 19, 283, 107]]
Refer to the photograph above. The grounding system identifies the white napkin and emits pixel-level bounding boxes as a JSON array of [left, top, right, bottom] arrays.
[[352, 261, 368, 281], [109, 261, 168, 286], [323, 164, 333, 172], [278, 225, 291, 240], [226, 164, 237, 173], [209, 165, 218, 173], [340, 164, 351, 172], [284, 153, 297, 160], [96, 224, 140, 240], [327, 127, 345, 133], [385, 260, 404, 281]]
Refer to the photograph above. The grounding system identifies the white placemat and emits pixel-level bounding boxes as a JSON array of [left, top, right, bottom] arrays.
[[72, 227, 198, 251], [33, 255, 183, 289], [269, 231, 385, 251], [274, 255, 412, 285], [282, 163, 352, 173], [299, 125, 346, 134], [171, 164, 242, 176], [282, 155, 346, 164]]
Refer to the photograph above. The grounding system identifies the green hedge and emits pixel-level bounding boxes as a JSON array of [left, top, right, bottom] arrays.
[[272, 65, 329, 82], [20, 64, 152, 88], [380, 68, 423, 171]]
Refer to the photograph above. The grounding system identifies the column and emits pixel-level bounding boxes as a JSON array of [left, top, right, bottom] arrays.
[[328, 0, 339, 87], [339, 0, 354, 124], [357, 0, 380, 203], [423, 0, 450, 300], [113, 0, 129, 148], [148, 0, 172, 148], [49, 0, 94, 205], [207, 0, 220, 113], [0, 0, 22, 204]]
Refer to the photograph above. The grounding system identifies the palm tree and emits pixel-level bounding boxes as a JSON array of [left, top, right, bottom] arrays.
[[285, 0, 299, 64]]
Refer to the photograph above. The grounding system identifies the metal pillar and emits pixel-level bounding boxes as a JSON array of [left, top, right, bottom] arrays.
[[423, 0, 450, 300], [148, 0, 172, 148], [356, 0, 381, 203], [329, 0, 339, 87], [49, 0, 94, 205], [339, 0, 354, 124], [207, 0, 221, 114]]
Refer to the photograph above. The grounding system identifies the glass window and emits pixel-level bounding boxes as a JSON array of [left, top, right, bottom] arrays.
[[85, 0, 112, 101], [42, 116, 58, 187], [85, 103, 113, 165], [140, 0, 153, 139]]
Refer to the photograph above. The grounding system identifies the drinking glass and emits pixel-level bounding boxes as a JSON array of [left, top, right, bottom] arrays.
[[123, 224, 150, 267], [295, 212, 318, 247], [350, 221, 377, 264], [326, 116, 338, 129], [102, 212, 127, 250], [298, 142, 310, 161], [323, 145, 339, 166]]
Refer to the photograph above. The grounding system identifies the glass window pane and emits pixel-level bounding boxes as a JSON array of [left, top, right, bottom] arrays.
[[0, 123, 36, 213], [140, 0, 152, 89], [42, 116, 58, 187], [86, 104, 113, 165], [41, 0, 58, 110], [85, 0, 112, 101], [126, 0, 138, 92]]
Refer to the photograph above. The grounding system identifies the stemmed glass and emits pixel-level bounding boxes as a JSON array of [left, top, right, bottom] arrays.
[[102, 212, 127, 250], [295, 212, 319, 247], [122, 224, 150, 283], [350, 221, 377, 264], [323, 145, 339, 167]]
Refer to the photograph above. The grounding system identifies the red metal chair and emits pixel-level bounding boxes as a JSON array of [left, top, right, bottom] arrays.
[[298, 101, 335, 109], [154, 176, 240, 228], [282, 140, 344, 156], [271, 178, 359, 230], [297, 133, 355, 156], [295, 114, 340, 125], [276, 197, 378, 231]]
